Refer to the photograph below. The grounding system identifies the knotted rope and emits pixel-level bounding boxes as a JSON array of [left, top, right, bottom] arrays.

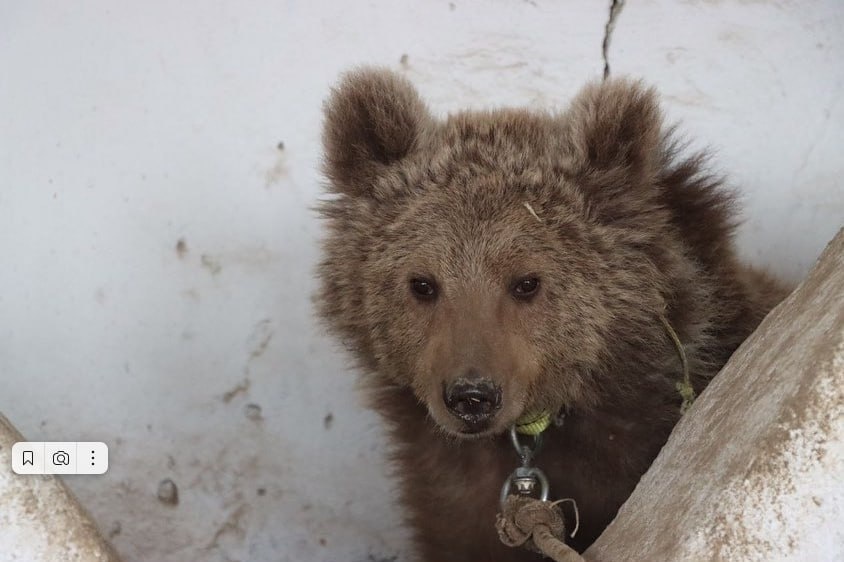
[[496, 495, 585, 562]]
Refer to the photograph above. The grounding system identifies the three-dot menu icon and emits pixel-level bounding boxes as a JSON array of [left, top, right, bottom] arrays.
[[78, 442, 108, 474], [11, 442, 108, 474]]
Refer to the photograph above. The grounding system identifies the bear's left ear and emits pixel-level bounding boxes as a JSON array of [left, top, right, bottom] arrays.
[[322, 68, 432, 198], [565, 78, 663, 187]]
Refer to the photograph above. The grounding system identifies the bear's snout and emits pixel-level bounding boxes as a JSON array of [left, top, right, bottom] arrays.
[[442, 377, 502, 431]]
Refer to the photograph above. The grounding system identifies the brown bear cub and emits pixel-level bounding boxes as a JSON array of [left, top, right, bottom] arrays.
[[316, 68, 789, 560]]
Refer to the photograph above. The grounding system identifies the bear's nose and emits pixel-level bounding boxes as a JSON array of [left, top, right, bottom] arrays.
[[443, 378, 502, 428]]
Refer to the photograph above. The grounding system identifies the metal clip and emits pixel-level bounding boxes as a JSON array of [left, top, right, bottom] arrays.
[[500, 466, 550, 507], [500, 426, 550, 508], [510, 425, 543, 462]]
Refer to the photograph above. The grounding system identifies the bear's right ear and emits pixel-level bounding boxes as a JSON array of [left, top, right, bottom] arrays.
[[322, 68, 432, 197]]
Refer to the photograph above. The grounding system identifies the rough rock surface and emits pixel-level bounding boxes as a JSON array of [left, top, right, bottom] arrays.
[[0, 414, 122, 562], [585, 228, 844, 561]]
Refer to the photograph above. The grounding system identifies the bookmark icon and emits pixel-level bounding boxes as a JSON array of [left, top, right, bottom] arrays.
[[22, 450, 34, 466]]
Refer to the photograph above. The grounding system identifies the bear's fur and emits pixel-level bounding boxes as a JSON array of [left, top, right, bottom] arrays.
[[316, 68, 790, 560]]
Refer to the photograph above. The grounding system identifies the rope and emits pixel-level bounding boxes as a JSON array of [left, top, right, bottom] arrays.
[[496, 495, 585, 562], [659, 313, 696, 414]]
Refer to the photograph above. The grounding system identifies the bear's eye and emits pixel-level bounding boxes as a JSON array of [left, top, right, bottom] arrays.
[[410, 278, 438, 301], [512, 277, 540, 300]]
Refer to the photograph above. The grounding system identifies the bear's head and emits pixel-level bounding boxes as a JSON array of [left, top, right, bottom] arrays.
[[317, 68, 691, 438]]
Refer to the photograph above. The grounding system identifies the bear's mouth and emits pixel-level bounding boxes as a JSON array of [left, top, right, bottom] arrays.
[[436, 412, 521, 440], [455, 423, 490, 436], [422, 378, 538, 439], [452, 426, 498, 439]]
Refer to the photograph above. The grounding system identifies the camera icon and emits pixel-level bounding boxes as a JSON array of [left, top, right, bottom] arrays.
[[52, 450, 71, 466]]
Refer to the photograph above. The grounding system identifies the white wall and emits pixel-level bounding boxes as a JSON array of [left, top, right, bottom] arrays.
[[1, 1, 841, 561]]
